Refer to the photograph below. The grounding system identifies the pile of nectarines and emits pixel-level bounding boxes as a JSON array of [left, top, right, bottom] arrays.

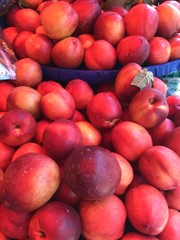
[[0, 0, 180, 239], [0, 55, 179, 239], [3, 0, 180, 71]]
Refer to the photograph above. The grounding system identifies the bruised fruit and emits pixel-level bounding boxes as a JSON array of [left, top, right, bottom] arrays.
[[63, 145, 121, 201]]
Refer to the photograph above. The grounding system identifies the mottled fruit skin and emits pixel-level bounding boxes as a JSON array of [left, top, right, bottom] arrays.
[[63, 145, 121, 201], [1, 152, 61, 212]]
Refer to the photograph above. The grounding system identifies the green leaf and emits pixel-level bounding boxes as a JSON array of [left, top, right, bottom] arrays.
[[131, 68, 154, 90]]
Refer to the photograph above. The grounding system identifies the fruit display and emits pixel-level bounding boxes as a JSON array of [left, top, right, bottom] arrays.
[[1, 0, 180, 75], [0, 0, 180, 239]]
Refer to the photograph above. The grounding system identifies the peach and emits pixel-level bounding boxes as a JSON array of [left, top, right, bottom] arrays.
[[84, 39, 117, 70], [153, 76, 167, 95], [75, 120, 102, 146], [86, 91, 122, 129], [121, 232, 159, 240], [0, 109, 37, 147], [0, 204, 33, 239], [1, 153, 61, 212], [42, 119, 83, 164], [0, 140, 16, 170], [40, 88, 76, 121], [116, 35, 150, 65], [28, 201, 82, 239], [112, 152, 134, 195], [146, 36, 171, 65], [7, 85, 42, 119], [72, 0, 101, 35], [77, 33, 95, 49], [25, 33, 54, 65], [163, 126, 180, 157], [52, 37, 84, 69], [13, 58, 42, 88], [3, 27, 18, 46], [128, 88, 169, 129], [11, 142, 47, 162], [65, 79, 94, 110], [111, 121, 153, 162], [138, 145, 180, 190], [164, 185, 180, 210], [63, 145, 121, 200], [158, 208, 180, 240], [12, 31, 34, 59], [114, 63, 143, 105], [156, 2, 180, 39], [125, 184, 169, 236], [36, 80, 63, 96], [124, 3, 159, 40], [93, 11, 125, 46], [53, 166, 81, 207], [148, 118, 175, 145], [53, 180, 81, 207], [37, 1, 53, 13], [166, 95, 180, 120], [168, 34, 180, 60], [162, 0, 180, 10], [35, 25, 46, 35], [40, 1, 79, 40], [0, 81, 15, 112], [79, 194, 127, 239], [33, 119, 52, 145], [14, 8, 41, 32]]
